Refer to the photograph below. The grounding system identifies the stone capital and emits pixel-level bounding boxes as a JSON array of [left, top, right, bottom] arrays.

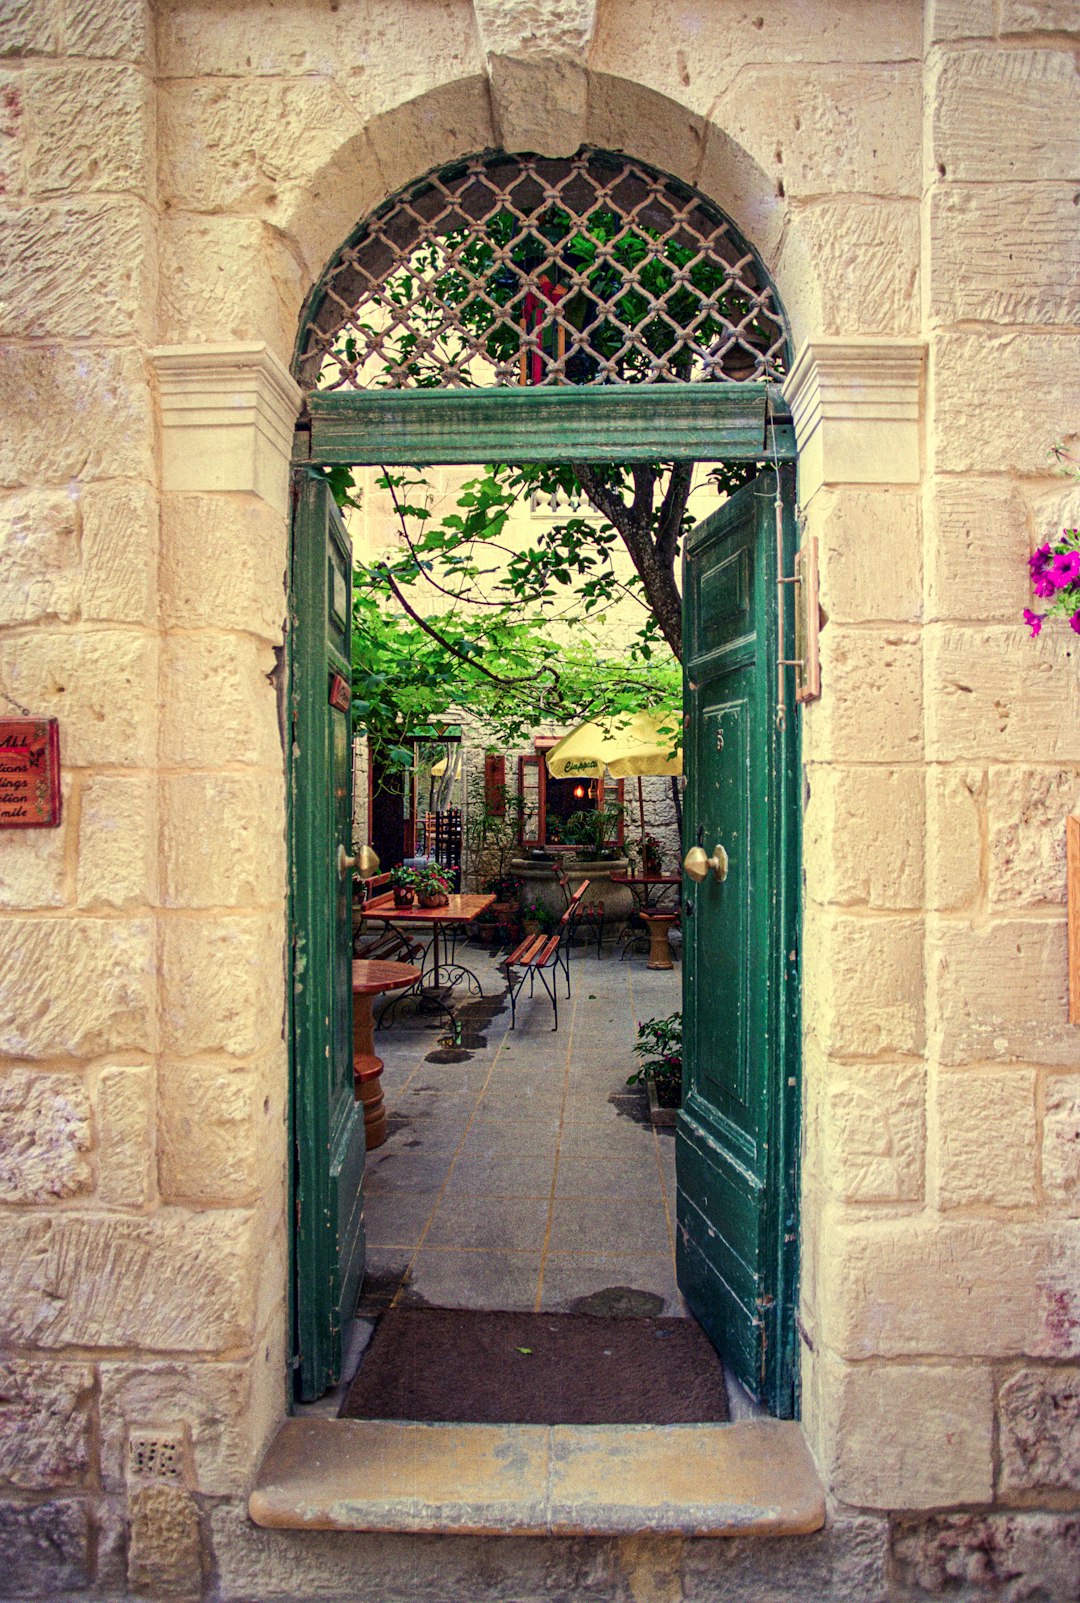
[[783, 339, 925, 499], [151, 343, 302, 515]]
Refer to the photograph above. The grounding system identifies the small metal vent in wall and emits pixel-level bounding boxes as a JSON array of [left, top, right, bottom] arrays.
[[127, 1432, 185, 1483], [296, 148, 789, 393]]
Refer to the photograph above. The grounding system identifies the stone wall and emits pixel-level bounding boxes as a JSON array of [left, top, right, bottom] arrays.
[[0, 0, 1078, 1597]]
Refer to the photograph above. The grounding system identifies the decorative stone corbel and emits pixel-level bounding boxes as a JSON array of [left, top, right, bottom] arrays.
[[782, 339, 926, 501], [472, 0, 598, 157], [151, 342, 303, 516]]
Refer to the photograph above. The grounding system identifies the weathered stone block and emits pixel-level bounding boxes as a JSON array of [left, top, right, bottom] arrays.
[[1, 0, 61, 56], [0, 778, 69, 909], [0, 1499, 89, 1595], [804, 766, 924, 909], [680, 1514, 890, 1603], [364, 74, 497, 200], [932, 331, 1080, 477], [158, 214, 306, 365], [0, 1067, 92, 1204], [585, 71, 705, 188], [808, 487, 922, 625], [0, 917, 154, 1059], [0, 486, 80, 626], [64, 0, 154, 61], [0, 1360, 92, 1488], [24, 60, 153, 196], [489, 54, 587, 159], [159, 1056, 281, 1205], [781, 198, 920, 340], [77, 774, 157, 910], [101, 1347, 285, 1497], [821, 1062, 926, 1203], [1001, 0, 1080, 25], [161, 492, 287, 642], [0, 1210, 258, 1352], [931, 183, 1080, 327], [160, 633, 282, 770], [935, 1067, 1038, 1208], [989, 767, 1080, 908], [0, 70, 26, 200], [0, 629, 156, 768], [0, 198, 155, 341], [0, 345, 153, 488], [925, 625, 1080, 763], [160, 914, 285, 1057], [96, 1064, 154, 1208], [928, 0, 996, 39], [926, 766, 983, 912], [1044, 1077, 1080, 1215], [892, 1511, 1080, 1601], [162, 772, 285, 911], [159, 77, 359, 213], [1000, 1367, 1080, 1494], [475, 0, 595, 56], [808, 628, 923, 764], [932, 47, 1080, 182], [82, 482, 158, 625], [817, 1354, 994, 1509], [930, 917, 1072, 1066], [712, 63, 922, 199], [128, 1481, 203, 1600], [925, 477, 1029, 624], [804, 912, 925, 1057], [818, 1212, 1080, 1358]]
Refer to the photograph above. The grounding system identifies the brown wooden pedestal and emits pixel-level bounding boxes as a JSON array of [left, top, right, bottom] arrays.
[[351, 958, 422, 1150], [640, 911, 678, 970]]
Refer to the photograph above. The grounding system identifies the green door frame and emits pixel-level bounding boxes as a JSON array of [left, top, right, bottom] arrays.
[[287, 380, 801, 1405]]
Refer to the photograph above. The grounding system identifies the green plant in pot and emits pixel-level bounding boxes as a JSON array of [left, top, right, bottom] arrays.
[[390, 866, 416, 907], [563, 804, 624, 862], [520, 898, 555, 938], [414, 863, 453, 908], [626, 1012, 682, 1117]]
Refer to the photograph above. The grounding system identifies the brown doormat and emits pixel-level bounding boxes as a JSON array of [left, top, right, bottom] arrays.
[[339, 1306, 729, 1425]]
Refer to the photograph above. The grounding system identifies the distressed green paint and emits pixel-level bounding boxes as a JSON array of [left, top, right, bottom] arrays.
[[289, 470, 365, 1402], [288, 390, 800, 1413], [298, 384, 791, 467], [679, 467, 801, 1417]]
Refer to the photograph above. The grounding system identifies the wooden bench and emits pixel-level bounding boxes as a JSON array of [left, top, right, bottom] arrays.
[[504, 879, 590, 1032]]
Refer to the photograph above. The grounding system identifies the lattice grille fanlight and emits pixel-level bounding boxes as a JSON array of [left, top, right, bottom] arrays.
[[296, 149, 789, 392]]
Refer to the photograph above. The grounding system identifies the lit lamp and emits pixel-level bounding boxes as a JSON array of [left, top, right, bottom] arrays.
[[573, 784, 586, 800]]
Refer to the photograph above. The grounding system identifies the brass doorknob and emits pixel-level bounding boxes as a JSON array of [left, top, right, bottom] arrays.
[[337, 845, 358, 877], [683, 843, 729, 883]]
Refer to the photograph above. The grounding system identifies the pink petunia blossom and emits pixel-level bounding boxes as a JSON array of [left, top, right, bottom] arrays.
[[1033, 573, 1057, 598], [1049, 551, 1080, 589], [1071, 611, 1080, 635], [1024, 609, 1045, 637], [1029, 543, 1054, 574]]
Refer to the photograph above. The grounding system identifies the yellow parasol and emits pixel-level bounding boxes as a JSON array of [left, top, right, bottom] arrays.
[[545, 710, 682, 781]]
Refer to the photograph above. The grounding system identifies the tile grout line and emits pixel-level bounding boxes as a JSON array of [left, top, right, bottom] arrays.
[[533, 992, 578, 1312], [386, 981, 516, 1310]]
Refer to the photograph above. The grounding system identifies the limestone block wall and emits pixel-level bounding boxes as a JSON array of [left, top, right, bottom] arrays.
[[0, 0, 1078, 1596]]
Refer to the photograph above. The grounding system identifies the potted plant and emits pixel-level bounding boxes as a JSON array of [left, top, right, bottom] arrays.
[[563, 804, 624, 862], [626, 1011, 682, 1128], [390, 866, 416, 908], [414, 863, 452, 908], [642, 833, 664, 875], [520, 898, 555, 938]]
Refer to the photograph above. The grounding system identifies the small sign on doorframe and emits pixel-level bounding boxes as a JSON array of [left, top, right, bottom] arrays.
[[0, 719, 62, 828]]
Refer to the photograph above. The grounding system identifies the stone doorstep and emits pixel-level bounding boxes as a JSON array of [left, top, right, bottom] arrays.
[[248, 1417, 825, 1538]]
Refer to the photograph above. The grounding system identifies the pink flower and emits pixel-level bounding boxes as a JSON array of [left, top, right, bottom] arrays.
[[1071, 611, 1080, 635], [1023, 608, 1045, 637], [1033, 573, 1056, 598], [1029, 543, 1053, 575], [1049, 551, 1080, 589]]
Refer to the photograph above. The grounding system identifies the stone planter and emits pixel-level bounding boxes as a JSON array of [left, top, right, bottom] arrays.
[[647, 1078, 679, 1130], [509, 855, 633, 929]]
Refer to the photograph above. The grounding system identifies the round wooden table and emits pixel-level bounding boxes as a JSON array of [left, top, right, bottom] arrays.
[[640, 910, 679, 970], [352, 958, 421, 1149]]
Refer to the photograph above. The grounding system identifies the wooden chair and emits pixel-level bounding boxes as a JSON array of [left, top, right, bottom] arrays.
[[503, 879, 590, 1031], [352, 873, 425, 965], [554, 865, 607, 958]]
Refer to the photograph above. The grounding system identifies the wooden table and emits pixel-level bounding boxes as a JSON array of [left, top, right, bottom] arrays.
[[352, 958, 421, 1148], [610, 872, 682, 910], [359, 892, 496, 1029]]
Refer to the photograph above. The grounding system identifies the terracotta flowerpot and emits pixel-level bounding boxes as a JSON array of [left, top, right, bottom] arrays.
[[417, 890, 449, 909]]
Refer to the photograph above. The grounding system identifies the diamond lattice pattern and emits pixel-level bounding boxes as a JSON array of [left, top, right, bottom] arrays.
[[297, 150, 789, 391]]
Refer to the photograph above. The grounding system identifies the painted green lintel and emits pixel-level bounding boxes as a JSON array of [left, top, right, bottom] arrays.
[[301, 384, 784, 466]]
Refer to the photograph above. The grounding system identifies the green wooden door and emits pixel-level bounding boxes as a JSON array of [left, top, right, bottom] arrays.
[[678, 466, 800, 1417], [289, 469, 365, 1401]]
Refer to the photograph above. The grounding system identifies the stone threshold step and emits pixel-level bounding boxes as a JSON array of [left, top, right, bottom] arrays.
[[249, 1417, 824, 1538]]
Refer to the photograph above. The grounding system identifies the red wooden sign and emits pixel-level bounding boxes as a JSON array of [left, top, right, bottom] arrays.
[[0, 719, 62, 828]]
